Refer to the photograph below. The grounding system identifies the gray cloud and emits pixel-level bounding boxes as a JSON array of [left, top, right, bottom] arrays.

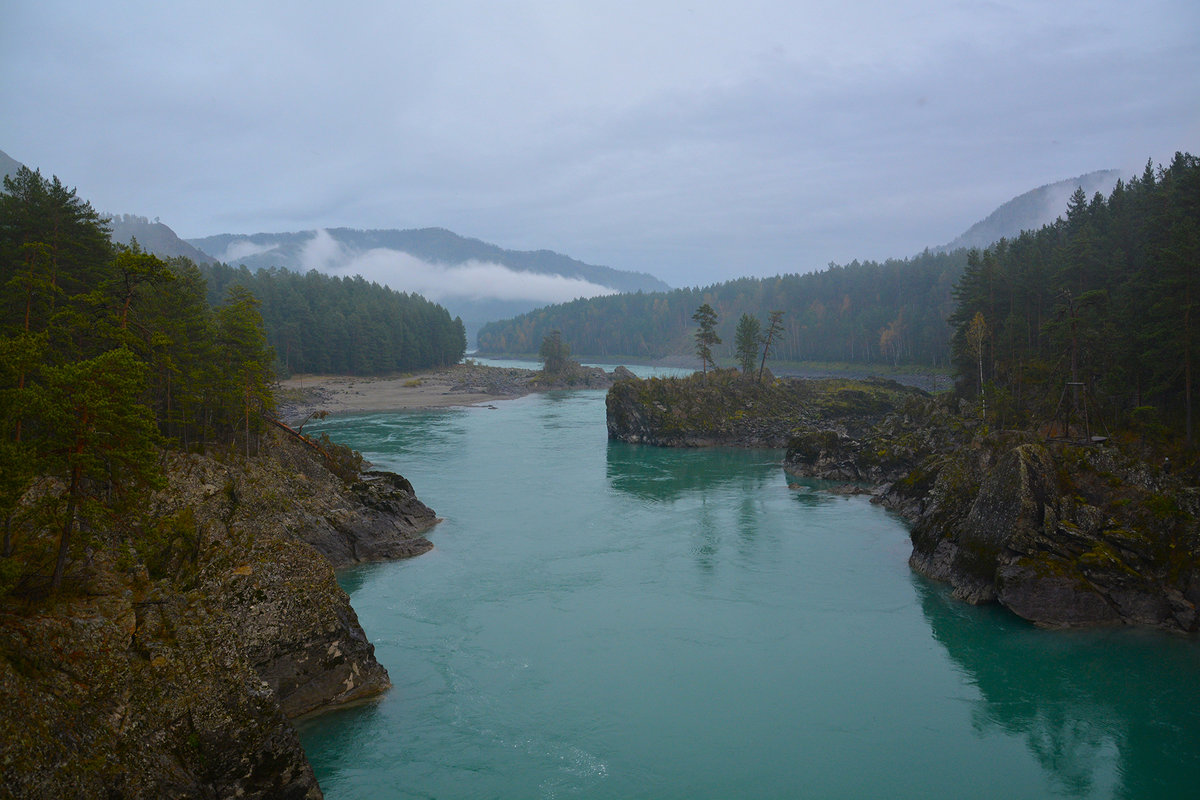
[[3, 0, 1197, 289], [220, 240, 280, 264]]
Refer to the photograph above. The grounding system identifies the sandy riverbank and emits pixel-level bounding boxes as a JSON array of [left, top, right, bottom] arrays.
[[276, 364, 540, 421]]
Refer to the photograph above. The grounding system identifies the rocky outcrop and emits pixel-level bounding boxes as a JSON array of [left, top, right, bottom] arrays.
[[449, 361, 615, 395], [882, 431, 1200, 631], [531, 362, 614, 390], [0, 555, 323, 800], [782, 391, 1200, 632], [220, 431, 438, 567], [608, 370, 926, 448], [782, 393, 963, 486], [0, 429, 440, 797]]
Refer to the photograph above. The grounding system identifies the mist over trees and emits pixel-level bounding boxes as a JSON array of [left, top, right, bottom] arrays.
[[477, 248, 967, 366]]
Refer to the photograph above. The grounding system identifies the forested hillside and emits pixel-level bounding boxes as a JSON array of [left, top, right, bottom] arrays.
[[948, 153, 1200, 442], [198, 262, 466, 376], [188, 227, 669, 345], [109, 213, 216, 264], [0, 167, 277, 589], [477, 249, 968, 366]]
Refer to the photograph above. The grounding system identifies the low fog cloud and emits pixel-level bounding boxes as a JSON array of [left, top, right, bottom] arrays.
[[299, 229, 617, 305], [220, 240, 280, 263]]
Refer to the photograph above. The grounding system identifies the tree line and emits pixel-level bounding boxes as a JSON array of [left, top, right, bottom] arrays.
[[199, 262, 466, 376], [949, 152, 1200, 445], [477, 248, 968, 366]]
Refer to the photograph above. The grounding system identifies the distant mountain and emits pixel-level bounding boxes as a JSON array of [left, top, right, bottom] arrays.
[[188, 227, 668, 292], [109, 214, 216, 263], [939, 169, 1122, 252], [187, 227, 671, 344], [1, 149, 25, 181]]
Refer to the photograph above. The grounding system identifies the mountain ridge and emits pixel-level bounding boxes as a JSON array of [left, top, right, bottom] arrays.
[[109, 213, 217, 263], [938, 168, 1122, 252], [187, 226, 671, 344], [0, 149, 22, 181], [187, 226, 670, 292]]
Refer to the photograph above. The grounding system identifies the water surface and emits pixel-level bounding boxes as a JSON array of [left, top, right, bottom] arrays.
[[299, 389, 1200, 799]]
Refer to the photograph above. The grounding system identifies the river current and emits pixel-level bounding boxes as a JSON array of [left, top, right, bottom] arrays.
[[298, 378, 1200, 799]]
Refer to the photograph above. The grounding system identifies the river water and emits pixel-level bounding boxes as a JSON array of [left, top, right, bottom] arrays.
[[298, 385, 1200, 799]]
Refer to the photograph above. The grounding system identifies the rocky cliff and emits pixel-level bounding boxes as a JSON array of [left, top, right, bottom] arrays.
[[0, 430, 439, 798], [886, 433, 1200, 631], [782, 398, 1200, 632]]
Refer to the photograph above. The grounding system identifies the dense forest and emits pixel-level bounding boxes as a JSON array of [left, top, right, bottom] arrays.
[[0, 167, 277, 589], [477, 248, 968, 367], [199, 262, 466, 376], [949, 152, 1200, 443]]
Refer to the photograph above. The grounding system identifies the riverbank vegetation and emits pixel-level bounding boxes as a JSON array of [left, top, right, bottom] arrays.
[[1, 167, 450, 796], [0, 167, 460, 597]]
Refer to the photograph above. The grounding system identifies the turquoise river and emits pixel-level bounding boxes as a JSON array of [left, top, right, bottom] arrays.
[[298, 379, 1200, 799]]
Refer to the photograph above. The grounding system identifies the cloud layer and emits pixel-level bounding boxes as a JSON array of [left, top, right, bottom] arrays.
[[3, 1, 1197, 287], [297, 230, 617, 305]]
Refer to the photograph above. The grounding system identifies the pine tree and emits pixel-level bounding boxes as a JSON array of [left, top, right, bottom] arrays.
[[539, 330, 571, 374], [215, 286, 275, 458], [758, 310, 785, 381], [734, 313, 761, 376], [692, 304, 721, 375], [38, 348, 162, 590]]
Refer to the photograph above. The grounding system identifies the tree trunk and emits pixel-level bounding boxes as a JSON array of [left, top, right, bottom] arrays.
[[51, 465, 81, 591], [1186, 283, 1193, 446]]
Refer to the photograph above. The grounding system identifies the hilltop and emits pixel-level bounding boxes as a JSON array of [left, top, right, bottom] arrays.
[[109, 213, 216, 263], [937, 168, 1122, 252]]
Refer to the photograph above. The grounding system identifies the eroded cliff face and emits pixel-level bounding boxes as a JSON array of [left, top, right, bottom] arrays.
[[886, 434, 1200, 631], [0, 554, 324, 800], [783, 398, 1200, 632], [0, 430, 439, 798]]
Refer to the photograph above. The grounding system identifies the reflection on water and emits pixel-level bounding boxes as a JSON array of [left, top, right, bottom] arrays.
[[604, 441, 781, 503], [784, 480, 842, 509], [917, 576, 1200, 799]]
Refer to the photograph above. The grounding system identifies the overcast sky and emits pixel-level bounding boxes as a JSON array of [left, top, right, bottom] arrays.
[[3, 0, 1197, 288]]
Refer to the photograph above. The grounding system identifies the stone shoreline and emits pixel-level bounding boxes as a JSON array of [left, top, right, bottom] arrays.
[[277, 362, 620, 421], [277, 364, 533, 419]]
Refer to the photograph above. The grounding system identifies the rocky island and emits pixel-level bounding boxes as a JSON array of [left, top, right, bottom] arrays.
[[606, 368, 925, 448]]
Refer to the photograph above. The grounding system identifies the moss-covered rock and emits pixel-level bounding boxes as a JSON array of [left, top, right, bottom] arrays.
[[607, 370, 925, 448], [0, 556, 322, 799], [892, 432, 1200, 631]]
